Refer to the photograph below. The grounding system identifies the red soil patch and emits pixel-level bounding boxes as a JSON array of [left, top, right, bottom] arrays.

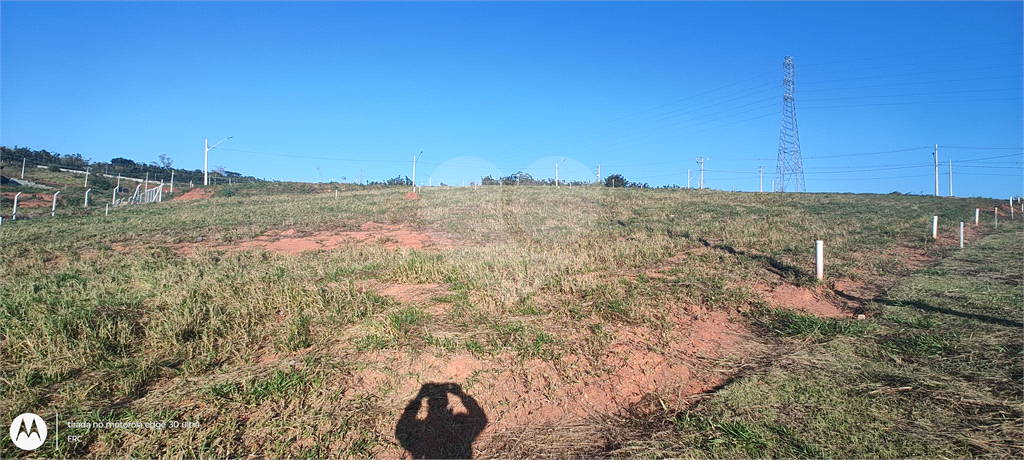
[[371, 282, 450, 304], [172, 187, 213, 201], [832, 278, 872, 300], [349, 280, 453, 314], [3, 192, 58, 208], [339, 302, 766, 458], [234, 222, 447, 254], [639, 246, 711, 278], [111, 221, 455, 257], [405, 191, 421, 200], [756, 283, 849, 318]]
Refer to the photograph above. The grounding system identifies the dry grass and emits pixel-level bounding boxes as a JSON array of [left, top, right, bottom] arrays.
[[1, 181, 1018, 458]]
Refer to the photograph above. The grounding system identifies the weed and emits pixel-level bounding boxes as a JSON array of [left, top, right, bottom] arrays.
[[2, 183, 1017, 458], [242, 369, 307, 404], [284, 314, 313, 351], [881, 331, 955, 356], [749, 306, 873, 339], [356, 334, 392, 351], [464, 339, 484, 355], [388, 307, 424, 335]]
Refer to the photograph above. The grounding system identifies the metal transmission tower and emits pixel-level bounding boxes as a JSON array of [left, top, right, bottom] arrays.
[[774, 56, 805, 192]]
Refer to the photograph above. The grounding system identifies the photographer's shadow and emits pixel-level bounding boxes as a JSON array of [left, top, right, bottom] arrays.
[[395, 383, 488, 459]]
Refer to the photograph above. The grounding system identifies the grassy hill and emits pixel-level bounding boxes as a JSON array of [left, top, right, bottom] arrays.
[[1, 183, 1020, 458]]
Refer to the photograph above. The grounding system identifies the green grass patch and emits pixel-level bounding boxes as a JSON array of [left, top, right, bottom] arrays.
[[1, 184, 1016, 457], [749, 307, 874, 339], [611, 226, 1023, 459]]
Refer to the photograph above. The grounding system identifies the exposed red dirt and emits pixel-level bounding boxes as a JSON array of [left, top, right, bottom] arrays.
[[171, 187, 213, 201], [756, 283, 849, 318], [3, 192, 58, 208], [233, 222, 448, 254], [405, 191, 421, 200], [130, 237, 964, 457], [112, 221, 455, 257], [358, 304, 764, 458], [311, 274, 770, 458], [365, 281, 451, 304]]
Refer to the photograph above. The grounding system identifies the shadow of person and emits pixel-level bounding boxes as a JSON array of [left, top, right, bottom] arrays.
[[395, 383, 488, 459]]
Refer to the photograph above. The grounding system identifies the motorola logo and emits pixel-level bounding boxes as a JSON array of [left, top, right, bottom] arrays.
[[9, 413, 47, 451]]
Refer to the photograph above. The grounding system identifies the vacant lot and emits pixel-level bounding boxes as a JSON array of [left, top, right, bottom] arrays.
[[1, 180, 1020, 458]]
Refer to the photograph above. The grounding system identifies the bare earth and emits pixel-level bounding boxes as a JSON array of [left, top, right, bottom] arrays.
[[119, 220, 942, 457]]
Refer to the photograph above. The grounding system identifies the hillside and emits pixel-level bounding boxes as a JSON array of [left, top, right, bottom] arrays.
[[1, 185, 1020, 458]]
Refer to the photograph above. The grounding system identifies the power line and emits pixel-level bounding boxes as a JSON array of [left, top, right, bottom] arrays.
[[803, 97, 1015, 110], [944, 147, 1022, 151], [805, 164, 932, 174], [802, 87, 1020, 103], [216, 147, 407, 163], [798, 40, 1023, 70], [802, 146, 931, 160], [952, 153, 1022, 163], [798, 74, 1024, 93], [801, 63, 1022, 86], [488, 69, 778, 160]]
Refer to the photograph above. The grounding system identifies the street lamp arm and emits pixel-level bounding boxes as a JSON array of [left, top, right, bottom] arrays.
[[204, 136, 232, 186], [210, 136, 233, 150]]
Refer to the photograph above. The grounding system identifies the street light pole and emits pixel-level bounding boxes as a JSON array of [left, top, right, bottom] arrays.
[[412, 151, 422, 188], [204, 136, 232, 186]]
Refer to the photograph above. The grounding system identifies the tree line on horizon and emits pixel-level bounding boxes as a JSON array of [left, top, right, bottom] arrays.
[[2, 146, 695, 189], [480, 171, 652, 188], [0, 145, 256, 185]]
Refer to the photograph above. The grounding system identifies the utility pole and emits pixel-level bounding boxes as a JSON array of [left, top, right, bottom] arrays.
[[759, 166, 764, 192], [597, 165, 601, 184], [695, 157, 708, 189], [555, 162, 558, 188], [933, 144, 939, 197], [948, 159, 952, 197], [21, 158, 25, 179], [84, 167, 90, 187], [360, 169, 363, 185], [204, 137, 232, 186], [412, 151, 421, 188], [687, 169, 691, 188], [170, 171, 175, 193]]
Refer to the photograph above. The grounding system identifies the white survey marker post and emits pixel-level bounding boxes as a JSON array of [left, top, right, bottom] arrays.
[[960, 222, 964, 248], [12, 192, 22, 221], [52, 191, 60, 216], [815, 240, 824, 281], [975, 208, 979, 225], [932, 216, 938, 239], [84, 188, 92, 207]]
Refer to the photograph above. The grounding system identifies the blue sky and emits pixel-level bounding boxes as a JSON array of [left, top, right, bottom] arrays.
[[2, 2, 1021, 197]]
